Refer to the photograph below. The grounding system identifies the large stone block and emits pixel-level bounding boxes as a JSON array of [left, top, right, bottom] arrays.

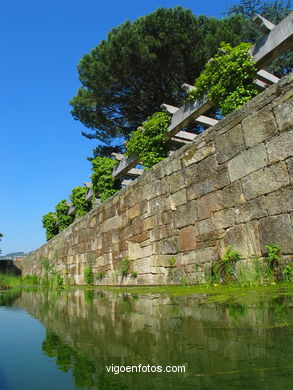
[[174, 201, 197, 228], [259, 214, 293, 254], [228, 144, 267, 182], [266, 129, 293, 163], [273, 101, 293, 132], [234, 196, 267, 223], [179, 226, 197, 251], [165, 171, 185, 193], [265, 187, 293, 215], [214, 208, 235, 229], [223, 224, 250, 258], [242, 107, 277, 147], [215, 124, 246, 163], [181, 247, 218, 265], [242, 161, 290, 200], [182, 142, 214, 167], [222, 182, 246, 207], [197, 191, 223, 220], [169, 188, 187, 209], [197, 217, 215, 235], [160, 237, 180, 255]]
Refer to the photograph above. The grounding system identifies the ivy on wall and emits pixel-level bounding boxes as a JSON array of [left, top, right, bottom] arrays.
[[55, 200, 74, 231], [125, 112, 171, 168], [42, 212, 59, 241], [186, 42, 258, 115], [90, 156, 120, 202], [70, 186, 92, 218]]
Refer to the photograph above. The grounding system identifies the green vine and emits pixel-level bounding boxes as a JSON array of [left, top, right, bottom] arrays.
[[186, 42, 258, 116], [42, 212, 59, 241], [69, 186, 92, 218], [125, 112, 171, 168], [90, 156, 120, 202], [55, 200, 74, 231]]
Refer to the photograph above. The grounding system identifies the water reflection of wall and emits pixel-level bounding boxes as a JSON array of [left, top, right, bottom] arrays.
[[13, 290, 293, 390]]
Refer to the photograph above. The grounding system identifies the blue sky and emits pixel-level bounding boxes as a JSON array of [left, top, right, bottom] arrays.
[[0, 0, 235, 255]]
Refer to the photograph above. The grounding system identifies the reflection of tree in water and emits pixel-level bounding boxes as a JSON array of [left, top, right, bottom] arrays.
[[42, 330, 126, 389], [0, 290, 21, 306]]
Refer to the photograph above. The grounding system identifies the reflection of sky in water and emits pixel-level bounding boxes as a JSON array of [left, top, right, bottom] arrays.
[[0, 307, 75, 390], [0, 288, 293, 390]]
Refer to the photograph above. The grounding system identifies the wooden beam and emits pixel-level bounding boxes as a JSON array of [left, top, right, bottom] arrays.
[[173, 131, 197, 141], [111, 153, 124, 161], [160, 104, 179, 114], [112, 156, 139, 178], [181, 83, 196, 92], [253, 78, 270, 91], [166, 97, 213, 139], [125, 168, 143, 177], [122, 179, 133, 186], [257, 69, 280, 84], [195, 115, 218, 126], [253, 14, 276, 34], [251, 12, 293, 69]]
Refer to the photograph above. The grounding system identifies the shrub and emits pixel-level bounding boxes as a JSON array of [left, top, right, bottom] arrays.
[[55, 200, 74, 231], [70, 186, 92, 218], [119, 258, 130, 277], [42, 212, 59, 241], [84, 266, 94, 285], [125, 112, 171, 168], [186, 42, 258, 115], [90, 156, 120, 202]]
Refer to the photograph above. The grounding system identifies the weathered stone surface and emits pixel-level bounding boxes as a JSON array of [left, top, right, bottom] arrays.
[[242, 161, 290, 200], [228, 144, 267, 182], [222, 182, 246, 207], [266, 129, 293, 163], [286, 157, 293, 183], [160, 237, 179, 255], [197, 191, 223, 220], [234, 196, 267, 223], [265, 187, 293, 215], [215, 124, 245, 163], [21, 74, 293, 285], [165, 171, 185, 193], [259, 214, 293, 254], [181, 247, 218, 265], [214, 209, 235, 229], [242, 107, 277, 147], [197, 217, 215, 235], [273, 101, 293, 132], [169, 189, 187, 209], [223, 225, 250, 258], [174, 202, 197, 228], [182, 143, 214, 166], [179, 226, 197, 251]]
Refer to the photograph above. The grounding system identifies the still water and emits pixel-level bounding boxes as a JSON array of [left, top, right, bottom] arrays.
[[0, 286, 293, 390]]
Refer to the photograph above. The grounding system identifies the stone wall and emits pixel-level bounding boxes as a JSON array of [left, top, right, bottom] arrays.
[[22, 73, 293, 285]]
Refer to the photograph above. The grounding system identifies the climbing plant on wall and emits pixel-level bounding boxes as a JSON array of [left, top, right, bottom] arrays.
[[55, 200, 74, 231], [186, 42, 258, 115], [42, 212, 59, 241], [125, 111, 171, 168], [90, 156, 120, 202], [69, 186, 92, 218]]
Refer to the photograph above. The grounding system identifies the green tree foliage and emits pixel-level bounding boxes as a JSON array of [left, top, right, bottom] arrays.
[[42, 212, 59, 241], [90, 157, 120, 202], [125, 112, 171, 168], [226, 0, 292, 76], [55, 200, 74, 231], [69, 186, 92, 218], [70, 7, 249, 156], [186, 43, 258, 115]]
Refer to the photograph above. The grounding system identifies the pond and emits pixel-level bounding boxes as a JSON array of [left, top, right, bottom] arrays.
[[0, 286, 293, 390]]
